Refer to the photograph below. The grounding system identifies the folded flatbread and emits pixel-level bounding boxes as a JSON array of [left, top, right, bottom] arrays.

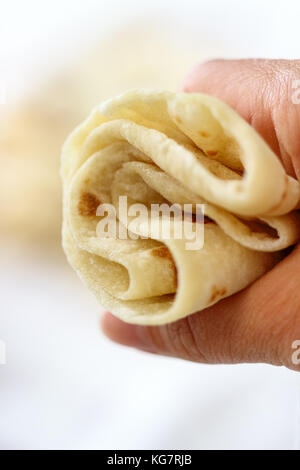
[[62, 90, 300, 325]]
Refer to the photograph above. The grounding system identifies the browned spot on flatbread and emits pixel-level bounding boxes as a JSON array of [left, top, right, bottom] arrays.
[[206, 150, 218, 156], [152, 246, 173, 260], [175, 116, 183, 124], [199, 131, 210, 138], [210, 285, 227, 303], [268, 175, 288, 212], [78, 192, 100, 216], [152, 246, 178, 288]]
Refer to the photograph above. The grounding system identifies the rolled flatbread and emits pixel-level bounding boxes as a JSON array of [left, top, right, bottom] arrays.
[[62, 90, 300, 325]]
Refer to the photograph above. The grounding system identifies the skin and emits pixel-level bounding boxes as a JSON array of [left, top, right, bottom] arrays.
[[101, 59, 300, 372]]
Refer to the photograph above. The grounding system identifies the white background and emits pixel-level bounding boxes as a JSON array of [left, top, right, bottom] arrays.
[[1, 0, 300, 450]]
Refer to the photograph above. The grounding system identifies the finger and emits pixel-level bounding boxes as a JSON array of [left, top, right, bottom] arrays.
[[182, 58, 300, 179], [101, 244, 300, 371]]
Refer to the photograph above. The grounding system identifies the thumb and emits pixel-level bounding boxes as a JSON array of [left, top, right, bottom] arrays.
[[182, 58, 300, 180]]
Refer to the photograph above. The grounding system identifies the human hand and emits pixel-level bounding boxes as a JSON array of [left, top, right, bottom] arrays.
[[101, 59, 300, 371]]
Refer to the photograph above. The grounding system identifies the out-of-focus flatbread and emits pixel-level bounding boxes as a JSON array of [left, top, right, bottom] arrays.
[[0, 24, 199, 243]]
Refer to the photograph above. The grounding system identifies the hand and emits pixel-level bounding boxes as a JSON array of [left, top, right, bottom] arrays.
[[101, 59, 300, 371]]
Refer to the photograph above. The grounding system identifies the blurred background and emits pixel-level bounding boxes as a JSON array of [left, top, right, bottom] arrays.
[[0, 0, 300, 450]]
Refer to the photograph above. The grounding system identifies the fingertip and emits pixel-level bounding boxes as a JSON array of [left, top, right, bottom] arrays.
[[181, 62, 204, 92], [100, 311, 157, 353], [180, 63, 201, 92], [101, 311, 134, 345], [181, 59, 225, 92]]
